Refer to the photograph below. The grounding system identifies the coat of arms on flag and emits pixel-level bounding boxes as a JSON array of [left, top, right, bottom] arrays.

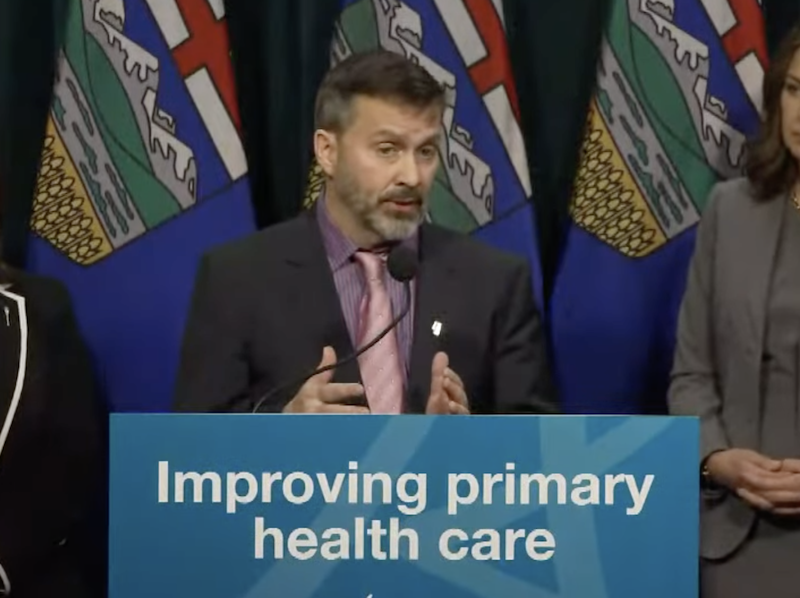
[[572, 0, 766, 258], [31, 0, 247, 266], [549, 0, 766, 415], [25, 0, 255, 411]]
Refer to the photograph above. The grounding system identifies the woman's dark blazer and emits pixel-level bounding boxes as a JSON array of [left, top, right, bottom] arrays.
[[0, 271, 105, 597]]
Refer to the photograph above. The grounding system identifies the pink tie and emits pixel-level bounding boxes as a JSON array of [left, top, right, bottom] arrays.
[[354, 250, 404, 414]]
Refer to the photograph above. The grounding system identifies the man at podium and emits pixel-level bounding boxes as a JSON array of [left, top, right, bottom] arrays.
[[172, 50, 557, 417]]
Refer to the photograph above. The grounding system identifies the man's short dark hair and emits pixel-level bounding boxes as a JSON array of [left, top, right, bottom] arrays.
[[314, 50, 446, 133]]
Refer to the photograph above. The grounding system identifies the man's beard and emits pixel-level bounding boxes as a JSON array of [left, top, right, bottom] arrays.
[[334, 166, 425, 242]]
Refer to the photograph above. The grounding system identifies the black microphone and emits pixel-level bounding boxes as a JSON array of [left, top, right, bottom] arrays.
[[249, 244, 419, 414]]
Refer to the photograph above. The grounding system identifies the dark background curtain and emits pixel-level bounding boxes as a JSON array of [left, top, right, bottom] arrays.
[[503, 0, 613, 302], [0, 0, 66, 269], [226, 0, 340, 229], [766, 1, 800, 58]]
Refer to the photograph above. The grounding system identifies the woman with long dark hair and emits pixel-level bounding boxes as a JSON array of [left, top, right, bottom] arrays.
[[669, 24, 800, 597]]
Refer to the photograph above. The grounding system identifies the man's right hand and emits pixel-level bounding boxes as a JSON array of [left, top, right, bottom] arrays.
[[706, 448, 790, 510], [282, 346, 369, 414]]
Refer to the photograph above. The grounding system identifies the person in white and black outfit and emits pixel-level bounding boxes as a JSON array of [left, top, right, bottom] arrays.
[[0, 266, 105, 597]]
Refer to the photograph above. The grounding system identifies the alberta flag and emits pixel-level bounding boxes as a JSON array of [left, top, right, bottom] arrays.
[[25, 0, 256, 411], [550, 0, 766, 413], [304, 0, 544, 307]]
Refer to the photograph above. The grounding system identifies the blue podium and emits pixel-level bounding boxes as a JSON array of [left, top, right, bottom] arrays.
[[109, 414, 699, 598]]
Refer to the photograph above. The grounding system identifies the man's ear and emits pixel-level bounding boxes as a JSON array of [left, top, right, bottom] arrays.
[[314, 129, 338, 176]]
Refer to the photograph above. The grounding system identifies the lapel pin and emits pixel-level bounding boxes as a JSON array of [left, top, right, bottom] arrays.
[[432, 320, 443, 337]]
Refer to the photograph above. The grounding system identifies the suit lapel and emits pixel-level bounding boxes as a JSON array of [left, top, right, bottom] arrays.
[[406, 225, 458, 413], [283, 211, 362, 387], [0, 287, 27, 460], [742, 194, 785, 356], [729, 193, 785, 449]]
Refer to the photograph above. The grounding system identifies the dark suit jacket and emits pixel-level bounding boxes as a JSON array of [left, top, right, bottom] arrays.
[[173, 211, 557, 415], [668, 177, 788, 561], [0, 272, 105, 597]]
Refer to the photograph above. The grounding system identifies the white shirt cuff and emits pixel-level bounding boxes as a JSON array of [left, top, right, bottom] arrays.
[[0, 561, 9, 595]]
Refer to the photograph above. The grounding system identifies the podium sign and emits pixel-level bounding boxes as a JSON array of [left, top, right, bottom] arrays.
[[109, 414, 698, 597]]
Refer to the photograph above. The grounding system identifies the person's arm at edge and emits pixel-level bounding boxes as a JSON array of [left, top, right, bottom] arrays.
[[0, 281, 103, 592]]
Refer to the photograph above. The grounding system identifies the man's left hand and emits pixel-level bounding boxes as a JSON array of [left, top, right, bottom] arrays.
[[425, 352, 469, 415]]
